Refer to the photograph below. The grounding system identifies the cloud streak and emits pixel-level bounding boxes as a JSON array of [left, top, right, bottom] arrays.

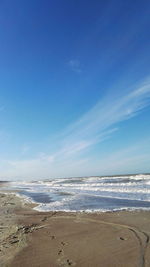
[[0, 77, 150, 179], [58, 77, 150, 156]]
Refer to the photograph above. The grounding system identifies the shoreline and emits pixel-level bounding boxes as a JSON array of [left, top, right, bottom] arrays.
[[1, 174, 150, 214], [0, 193, 150, 266], [2, 187, 150, 214]]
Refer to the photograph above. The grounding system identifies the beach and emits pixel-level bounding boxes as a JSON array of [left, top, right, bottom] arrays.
[[0, 193, 150, 267]]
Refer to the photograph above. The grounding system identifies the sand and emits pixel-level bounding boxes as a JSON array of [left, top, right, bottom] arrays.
[[0, 193, 150, 267]]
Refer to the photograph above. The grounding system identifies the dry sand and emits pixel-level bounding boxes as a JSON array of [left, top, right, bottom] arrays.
[[0, 193, 150, 267]]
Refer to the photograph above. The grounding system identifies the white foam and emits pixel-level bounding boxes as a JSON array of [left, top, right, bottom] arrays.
[[2, 174, 150, 212], [34, 205, 150, 213]]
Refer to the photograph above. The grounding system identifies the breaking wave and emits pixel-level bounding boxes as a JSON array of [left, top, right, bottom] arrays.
[[1, 174, 150, 212]]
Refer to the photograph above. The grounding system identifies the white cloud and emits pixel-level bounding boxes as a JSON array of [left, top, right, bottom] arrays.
[[83, 138, 150, 175], [1, 139, 150, 180], [58, 77, 150, 155], [0, 77, 150, 180]]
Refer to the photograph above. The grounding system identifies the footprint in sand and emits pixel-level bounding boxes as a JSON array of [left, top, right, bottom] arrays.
[[57, 245, 76, 266], [61, 241, 68, 246], [58, 258, 76, 266], [66, 259, 76, 266], [41, 216, 47, 222], [117, 236, 127, 241], [51, 235, 56, 240], [58, 249, 64, 256]]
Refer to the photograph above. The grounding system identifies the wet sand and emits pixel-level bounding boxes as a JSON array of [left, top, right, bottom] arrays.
[[0, 193, 150, 267]]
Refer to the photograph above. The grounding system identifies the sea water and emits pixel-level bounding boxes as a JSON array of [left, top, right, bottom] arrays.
[[1, 174, 150, 212]]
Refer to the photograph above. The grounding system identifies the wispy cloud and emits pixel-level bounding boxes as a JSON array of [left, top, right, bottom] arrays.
[[1, 137, 150, 179], [0, 77, 150, 179], [84, 137, 150, 175], [20, 78, 150, 158], [58, 77, 150, 156], [68, 59, 82, 73]]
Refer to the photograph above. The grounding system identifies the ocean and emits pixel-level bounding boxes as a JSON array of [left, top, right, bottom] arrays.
[[1, 174, 150, 212]]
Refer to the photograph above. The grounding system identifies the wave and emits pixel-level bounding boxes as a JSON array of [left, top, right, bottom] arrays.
[[1, 174, 150, 212]]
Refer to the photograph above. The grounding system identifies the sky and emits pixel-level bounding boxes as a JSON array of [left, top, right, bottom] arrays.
[[0, 0, 150, 180]]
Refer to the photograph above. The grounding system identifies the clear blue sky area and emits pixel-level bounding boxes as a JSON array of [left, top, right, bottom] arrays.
[[0, 0, 150, 179]]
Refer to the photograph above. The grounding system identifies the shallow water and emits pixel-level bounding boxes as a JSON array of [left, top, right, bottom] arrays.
[[1, 174, 150, 212]]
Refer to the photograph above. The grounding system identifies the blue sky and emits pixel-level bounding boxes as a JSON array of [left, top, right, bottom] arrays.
[[0, 0, 150, 180]]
